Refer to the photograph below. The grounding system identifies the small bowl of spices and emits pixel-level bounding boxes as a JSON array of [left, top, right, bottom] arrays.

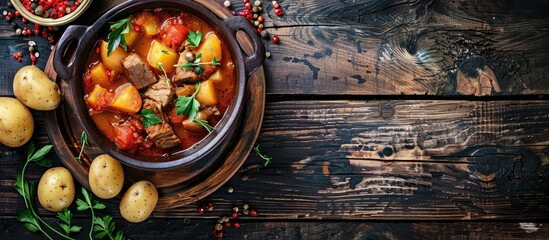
[[10, 0, 92, 26]]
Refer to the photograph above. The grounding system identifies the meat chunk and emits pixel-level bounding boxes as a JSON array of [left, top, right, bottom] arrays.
[[142, 99, 181, 149], [173, 50, 219, 86], [142, 77, 173, 108], [122, 53, 157, 89]]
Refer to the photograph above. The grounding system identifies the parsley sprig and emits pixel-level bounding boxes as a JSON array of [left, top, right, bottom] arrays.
[[187, 30, 202, 47], [175, 83, 201, 119], [16, 143, 79, 240], [107, 16, 132, 56], [174, 53, 220, 69], [76, 187, 126, 240], [141, 109, 163, 128], [254, 144, 273, 166]]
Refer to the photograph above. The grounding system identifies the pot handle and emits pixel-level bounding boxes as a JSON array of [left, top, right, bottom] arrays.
[[53, 25, 88, 81], [224, 17, 265, 78]]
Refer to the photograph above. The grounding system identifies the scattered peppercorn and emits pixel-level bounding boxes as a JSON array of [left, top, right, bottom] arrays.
[[231, 212, 238, 218], [272, 35, 279, 43], [227, 187, 234, 193], [250, 209, 258, 217], [233, 222, 241, 229], [215, 223, 223, 231], [197, 207, 205, 214]]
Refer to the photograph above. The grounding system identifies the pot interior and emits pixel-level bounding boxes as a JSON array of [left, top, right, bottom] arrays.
[[65, 0, 247, 170]]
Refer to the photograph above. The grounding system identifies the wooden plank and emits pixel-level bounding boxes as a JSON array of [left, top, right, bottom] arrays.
[[2, 0, 548, 97], [2, 100, 549, 220], [248, 0, 549, 95], [1, 217, 548, 239]]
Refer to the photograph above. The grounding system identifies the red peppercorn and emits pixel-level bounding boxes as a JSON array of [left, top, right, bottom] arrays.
[[238, 11, 246, 16], [22, 17, 27, 23], [233, 222, 241, 228], [15, 11, 20, 17], [213, 230, 223, 238], [231, 212, 238, 218], [197, 207, 205, 214], [274, 3, 280, 9], [274, 8, 283, 16], [18, 58, 22, 63], [258, 16, 264, 23], [257, 28, 262, 33], [105, 70, 111, 78], [232, 11, 236, 16], [246, 13, 253, 20], [95, 47, 100, 53], [225, 222, 231, 228], [272, 35, 279, 43], [245, 2, 252, 10], [243, 0, 249, 3], [7, 12, 13, 18], [250, 209, 258, 217], [34, 24, 40, 30], [134, 25, 141, 32], [34, 29, 40, 35]]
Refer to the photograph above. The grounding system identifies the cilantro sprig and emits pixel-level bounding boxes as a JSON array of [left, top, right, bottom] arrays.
[[175, 82, 201, 119], [187, 30, 202, 47], [107, 16, 132, 56], [254, 144, 273, 166]]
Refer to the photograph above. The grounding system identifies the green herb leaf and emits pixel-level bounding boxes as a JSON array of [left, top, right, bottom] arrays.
[[254, 144, 273, 166], [141, 109, 163, 128], [175, 83, 201, 119], [212, 56, 220, 66], [26, 142, 35, 160], [29, 145, 53, 162], [57, 209, 71, 225], [76, 199, 90, 211], [174, 53, 221, 69], [187, 30, 203, 47], [175, 96, 194, 115], [107, 16, 132, 56], [17, 209, 40, 232], [93, 215, 127, 240], [92, 201, 106, 210], [76, 131, 88, 163], [70, 225, 82, 233], [193, 119, 214, 133], [15, 174, 24, 197], [35, 158, 52, 168], [161, 49, 169, 55], [194, 53, 202, 63]]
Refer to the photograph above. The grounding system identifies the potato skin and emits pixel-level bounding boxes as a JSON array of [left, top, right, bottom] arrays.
[[89, 154, 125, 199], [13, 65, 61, 111], [119, 181, 158, 223], [37, 167, 75, 212], [0, 97, 34, 147]]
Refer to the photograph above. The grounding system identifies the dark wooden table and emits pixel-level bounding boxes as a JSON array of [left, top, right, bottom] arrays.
[[2, 0, 549, 239]]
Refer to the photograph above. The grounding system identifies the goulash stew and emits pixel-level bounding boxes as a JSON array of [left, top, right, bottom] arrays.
[[82, 9, 235, 157]]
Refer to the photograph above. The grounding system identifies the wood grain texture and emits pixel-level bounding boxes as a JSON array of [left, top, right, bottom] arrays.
[[1, 217, 548, 240], [2, 100, 549, 220], [249, 0, 549, 95]]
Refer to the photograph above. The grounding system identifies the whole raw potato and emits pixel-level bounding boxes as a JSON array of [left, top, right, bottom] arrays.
[[119, 181, 158, 223], [89, 154, 125, 199], [13, 65, 61, 110], [37, 167, 75, 212], [0, 97, 34, 147]]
